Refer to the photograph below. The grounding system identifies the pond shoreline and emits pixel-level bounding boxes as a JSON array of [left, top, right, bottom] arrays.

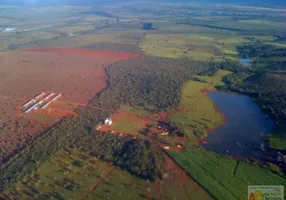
[[201, 90, 280, 164]]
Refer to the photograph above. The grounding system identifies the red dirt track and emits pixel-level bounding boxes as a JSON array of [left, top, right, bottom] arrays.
[[0, 48, 141, 164]]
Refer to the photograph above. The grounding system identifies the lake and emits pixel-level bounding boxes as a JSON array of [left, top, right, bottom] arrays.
[[202, 92, 276, 160], [239, 58, 251, 66]]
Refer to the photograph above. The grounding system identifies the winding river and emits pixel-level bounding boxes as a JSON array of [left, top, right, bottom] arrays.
[[202, 92, 277, 161]]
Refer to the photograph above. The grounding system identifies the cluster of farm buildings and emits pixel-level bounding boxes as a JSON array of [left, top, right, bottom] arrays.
[[22, 92, 62, 113]]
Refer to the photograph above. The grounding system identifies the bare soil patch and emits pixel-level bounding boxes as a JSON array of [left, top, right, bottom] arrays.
[[0, 48, 140, 163]]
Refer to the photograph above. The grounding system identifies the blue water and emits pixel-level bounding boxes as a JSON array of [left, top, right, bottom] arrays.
[[202, 92, 274, 159], [239, 58, 251, 66]]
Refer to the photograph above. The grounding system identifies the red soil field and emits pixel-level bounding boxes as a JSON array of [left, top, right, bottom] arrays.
[[0, 48, 140, 164]]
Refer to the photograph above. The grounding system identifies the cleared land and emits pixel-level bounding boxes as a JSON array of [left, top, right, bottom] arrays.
[[170, 70, 231, 139], [109, 110, 146, 135], [0, 48, 140, 164], [140, 34, 249, 61]]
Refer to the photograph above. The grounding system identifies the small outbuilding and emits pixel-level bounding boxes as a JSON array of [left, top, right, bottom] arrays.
[[104, 118, 112, 126]]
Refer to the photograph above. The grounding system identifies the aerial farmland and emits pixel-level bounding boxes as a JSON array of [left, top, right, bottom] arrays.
[[0, 1, 286, 200]]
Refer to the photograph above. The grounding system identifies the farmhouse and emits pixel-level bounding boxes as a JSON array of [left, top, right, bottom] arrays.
[[104, 118, 113, 126]]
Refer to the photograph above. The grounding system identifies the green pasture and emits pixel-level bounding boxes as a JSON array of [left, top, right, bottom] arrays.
[[140, 33, 252, 61], [170, 70, 231, 139], [86, 168, 152, 200], [0, 148, 112, 200], [168, 147, 286, 200], [112, 116, 145, 135]]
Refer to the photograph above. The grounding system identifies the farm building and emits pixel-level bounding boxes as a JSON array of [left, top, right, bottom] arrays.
[[104, 118, 113, 126], [23, 92, 62, 113]]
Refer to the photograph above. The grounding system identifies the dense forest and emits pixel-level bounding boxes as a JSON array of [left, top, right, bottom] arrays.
[[224, 44, 286, 119], [80, 133, 164, 181], [91, 56, 224, 111]]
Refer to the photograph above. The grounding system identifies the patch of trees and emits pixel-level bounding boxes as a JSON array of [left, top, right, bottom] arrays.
[[75, 106, 111, 126], [80, 132, 164, 181], [237, 44, 286, 58], [91, 56, 215, 111]]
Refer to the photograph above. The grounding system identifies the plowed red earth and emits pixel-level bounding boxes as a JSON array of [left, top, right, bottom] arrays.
[[0, 48, 140, 164]]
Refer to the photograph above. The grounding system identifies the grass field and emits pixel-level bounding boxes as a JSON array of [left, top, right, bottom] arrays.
[[0, 31, 59, 51], [170, 70, 232, 139], [111, 110, 146, 135], [0, 148, 113, 200], [86, 168, 152, 200], [168, 147, 286, 200], [140, 34, 251, 61]]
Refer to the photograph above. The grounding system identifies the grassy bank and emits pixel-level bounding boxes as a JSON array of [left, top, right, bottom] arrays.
[[266, 119, 286, 150], [170, 70, 231, 139]]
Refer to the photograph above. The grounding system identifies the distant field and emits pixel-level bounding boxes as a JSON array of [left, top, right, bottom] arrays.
[[55, 25, 95, 34], [168, 147, 286, 200], [170, 70, 231, 139], [55, 32, 138, 48], [153, 23, 234, 34], [210, 20, 286, 31], [140, 34, 251, 61], [0, 31, 59, 51]]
